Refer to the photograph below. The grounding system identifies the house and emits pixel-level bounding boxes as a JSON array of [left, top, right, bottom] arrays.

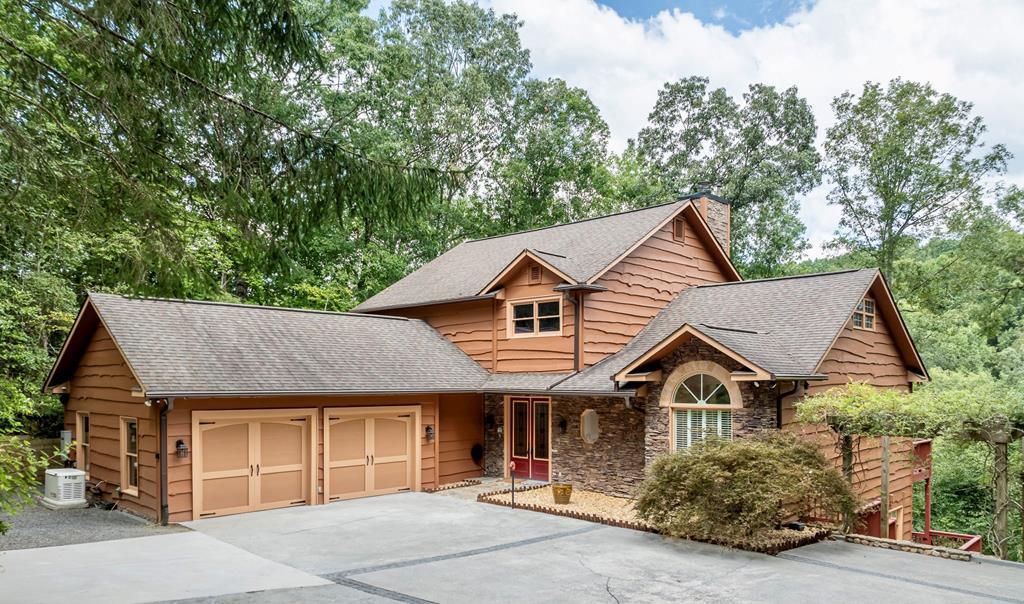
[[44, 192, 929, 539]]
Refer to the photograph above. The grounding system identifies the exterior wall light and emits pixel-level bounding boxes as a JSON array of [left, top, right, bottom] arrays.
[[425, 425, 435, 442], [175, 439, 189, 459]]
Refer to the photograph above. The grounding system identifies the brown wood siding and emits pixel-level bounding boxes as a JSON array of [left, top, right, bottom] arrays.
[[783, 307, 916, 541], [386, 299, 495, 370], [584, 215, 730, 366], [63, 325, 158, 520], [165, 394, 444, 523], [438, 393, 484, 484], [494, 264, 576, 372]]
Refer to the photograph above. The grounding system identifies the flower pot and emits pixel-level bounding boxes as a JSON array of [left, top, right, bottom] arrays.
[[551, 483, 572, 505]]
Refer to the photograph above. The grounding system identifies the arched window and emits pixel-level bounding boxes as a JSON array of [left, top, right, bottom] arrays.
[[671, 373, 734, 449]]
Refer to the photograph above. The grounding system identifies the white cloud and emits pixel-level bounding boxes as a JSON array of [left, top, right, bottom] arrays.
[[482, 0, 1024, 256]]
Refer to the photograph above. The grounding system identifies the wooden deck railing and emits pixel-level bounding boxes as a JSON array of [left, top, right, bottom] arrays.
[[912, 530, 983, 552]]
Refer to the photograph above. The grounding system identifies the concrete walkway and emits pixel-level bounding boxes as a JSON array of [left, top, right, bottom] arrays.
[[1, 490, 1021, 603]]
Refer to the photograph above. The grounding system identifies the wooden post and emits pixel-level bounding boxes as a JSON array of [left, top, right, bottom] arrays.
[[993, 436, 1009, 559], [880, 435, 890, 539]]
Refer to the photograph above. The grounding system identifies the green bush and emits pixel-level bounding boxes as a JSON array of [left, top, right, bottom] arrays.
[[635, 431, 858, 540], [0, 436, 65, 534]]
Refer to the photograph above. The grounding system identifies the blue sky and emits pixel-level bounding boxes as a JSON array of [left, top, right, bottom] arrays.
[[596, 0, 811, 33]]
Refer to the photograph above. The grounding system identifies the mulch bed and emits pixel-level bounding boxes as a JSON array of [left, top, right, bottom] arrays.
[[477, 484, 831, 555]]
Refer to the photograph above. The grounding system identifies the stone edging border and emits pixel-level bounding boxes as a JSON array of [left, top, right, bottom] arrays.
[[424, 479, 482, 493], [476, 486, 830, 555], [841, 534, 973, 562]]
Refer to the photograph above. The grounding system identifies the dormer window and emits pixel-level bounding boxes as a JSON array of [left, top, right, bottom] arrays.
[[509, 297, 561, 337], [853, 298, 875, 330], [672, 216, 685, 242]]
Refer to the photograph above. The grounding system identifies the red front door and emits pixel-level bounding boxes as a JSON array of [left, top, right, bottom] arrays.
[[510, 397, 550, 480]]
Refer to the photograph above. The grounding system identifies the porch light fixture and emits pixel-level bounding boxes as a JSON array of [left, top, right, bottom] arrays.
[[175, 439, 189, 459], [425, 425, 435, 442]]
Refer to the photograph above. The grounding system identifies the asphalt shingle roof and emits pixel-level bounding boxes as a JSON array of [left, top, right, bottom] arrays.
[[354, 200, 690, 311], [88, 293, 489, 397], [552, 269, 880, 393]]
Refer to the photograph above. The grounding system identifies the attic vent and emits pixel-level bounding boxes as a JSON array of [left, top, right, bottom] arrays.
[[529, 264, 542, 284], [673, 217, 685, 242]]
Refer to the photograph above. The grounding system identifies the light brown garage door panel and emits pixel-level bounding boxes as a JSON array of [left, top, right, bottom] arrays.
[[372, 415, 412, 492], [191, 409, 316, 520], [323, 406, 421, 503], [255, 418, 310, 510], [197, 420, 252, 517], [325, 416, 370, 501]]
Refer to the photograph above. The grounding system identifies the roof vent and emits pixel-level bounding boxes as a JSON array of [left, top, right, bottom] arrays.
[[529, 264, 542, 284]]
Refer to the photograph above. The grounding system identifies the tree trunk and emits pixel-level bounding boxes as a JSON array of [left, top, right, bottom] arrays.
[[993, 437, 1009, 560], [842, 434, 854, 532], [880, 435, 890, 539]]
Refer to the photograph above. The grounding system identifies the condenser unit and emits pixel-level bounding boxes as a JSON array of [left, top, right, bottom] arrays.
[[40, 468, 88, 510]]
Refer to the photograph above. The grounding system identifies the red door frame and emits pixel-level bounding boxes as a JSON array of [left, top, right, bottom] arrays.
[[509, 397, 550, 481]]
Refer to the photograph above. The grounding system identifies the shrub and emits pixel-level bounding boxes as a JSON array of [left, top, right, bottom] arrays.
[[635, 431, 858, 540], [0, 436, 64, 534]]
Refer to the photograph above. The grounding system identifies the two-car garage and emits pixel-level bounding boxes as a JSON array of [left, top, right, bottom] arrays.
[[192, 406, 421, 519]]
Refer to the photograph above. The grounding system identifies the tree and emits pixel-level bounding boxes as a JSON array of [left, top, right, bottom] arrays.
[[635, 76, 821, 277], [824, 79, 1012, 278], [481, 78, 613, 234]]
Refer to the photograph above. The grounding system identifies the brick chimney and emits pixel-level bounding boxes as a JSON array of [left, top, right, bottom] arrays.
[[690, 185, 731, 256]]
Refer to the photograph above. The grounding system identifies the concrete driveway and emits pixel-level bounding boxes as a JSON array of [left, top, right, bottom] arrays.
[[1, 491, 1021, 603]]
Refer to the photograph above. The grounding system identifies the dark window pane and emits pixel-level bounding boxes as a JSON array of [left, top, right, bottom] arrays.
[[83, 416, 89, 442], [514, 319, 534, 334], [853, 313, 863, 327], [675, 381, 699, 405], [513, 303, 534, 319], [513, 402, 529, 457], [864, 315, 874, 329], [683, 375, 703, 400], [864, 300, 874, 314], [538, 317, 560, 332], [537, 301, 559, 317], [707, 383, 731, 406], [83, 447, 89, 472], [534, 403, 549, 459], [127, 421, 138, 454], [129, 457, 138, 487]]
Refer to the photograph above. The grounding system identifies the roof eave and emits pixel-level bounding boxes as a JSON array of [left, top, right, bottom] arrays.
[[354, 291, 499, 314]]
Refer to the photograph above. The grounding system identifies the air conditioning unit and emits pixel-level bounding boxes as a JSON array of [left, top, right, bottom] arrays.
[[40, 468, 88, 510]]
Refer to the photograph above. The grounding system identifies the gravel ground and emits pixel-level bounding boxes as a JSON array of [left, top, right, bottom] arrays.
[[488, 486, 649, 526], [0, 498, 187, 551]]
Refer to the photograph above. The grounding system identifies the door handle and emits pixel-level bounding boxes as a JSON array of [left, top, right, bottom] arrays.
[[366, 455, 369, 466], [250, 465, 254, 476], [370, 454, 374, 465], [256, 464, 260, 476]]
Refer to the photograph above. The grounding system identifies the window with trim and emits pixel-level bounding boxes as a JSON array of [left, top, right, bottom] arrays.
[[670, 373, 734, 449], [853, 298, 875, 330], [509, 298, 561, 336], [76, 412, 90, 478], [121, 417, 138, 495]]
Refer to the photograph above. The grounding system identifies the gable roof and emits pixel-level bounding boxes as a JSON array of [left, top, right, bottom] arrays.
[[353, 196, 740, 312], [551, 269, 926, 393], [46, 293, 489, 398]]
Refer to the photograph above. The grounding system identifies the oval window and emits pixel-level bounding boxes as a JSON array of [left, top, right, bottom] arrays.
[[580, 409, 600, 444]]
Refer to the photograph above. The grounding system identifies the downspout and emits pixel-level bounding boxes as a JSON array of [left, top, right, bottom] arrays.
[[159, 397, 175, 526], [566, 291, 581, 372], [776, 382, 799, 429]]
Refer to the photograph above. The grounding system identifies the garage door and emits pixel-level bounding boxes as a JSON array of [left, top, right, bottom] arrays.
[[324, 406, 421, 502], [192, 409, 316, 519]]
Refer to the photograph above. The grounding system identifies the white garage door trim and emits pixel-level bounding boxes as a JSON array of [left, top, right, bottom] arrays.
[[323, 405, 421, 503], [191, 408, 317, 520]]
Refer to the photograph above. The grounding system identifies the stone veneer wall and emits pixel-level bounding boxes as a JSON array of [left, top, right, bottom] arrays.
[[643, 339, 778, 465], [703, 196, 731, 255], [482, 393, 647, 497]]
